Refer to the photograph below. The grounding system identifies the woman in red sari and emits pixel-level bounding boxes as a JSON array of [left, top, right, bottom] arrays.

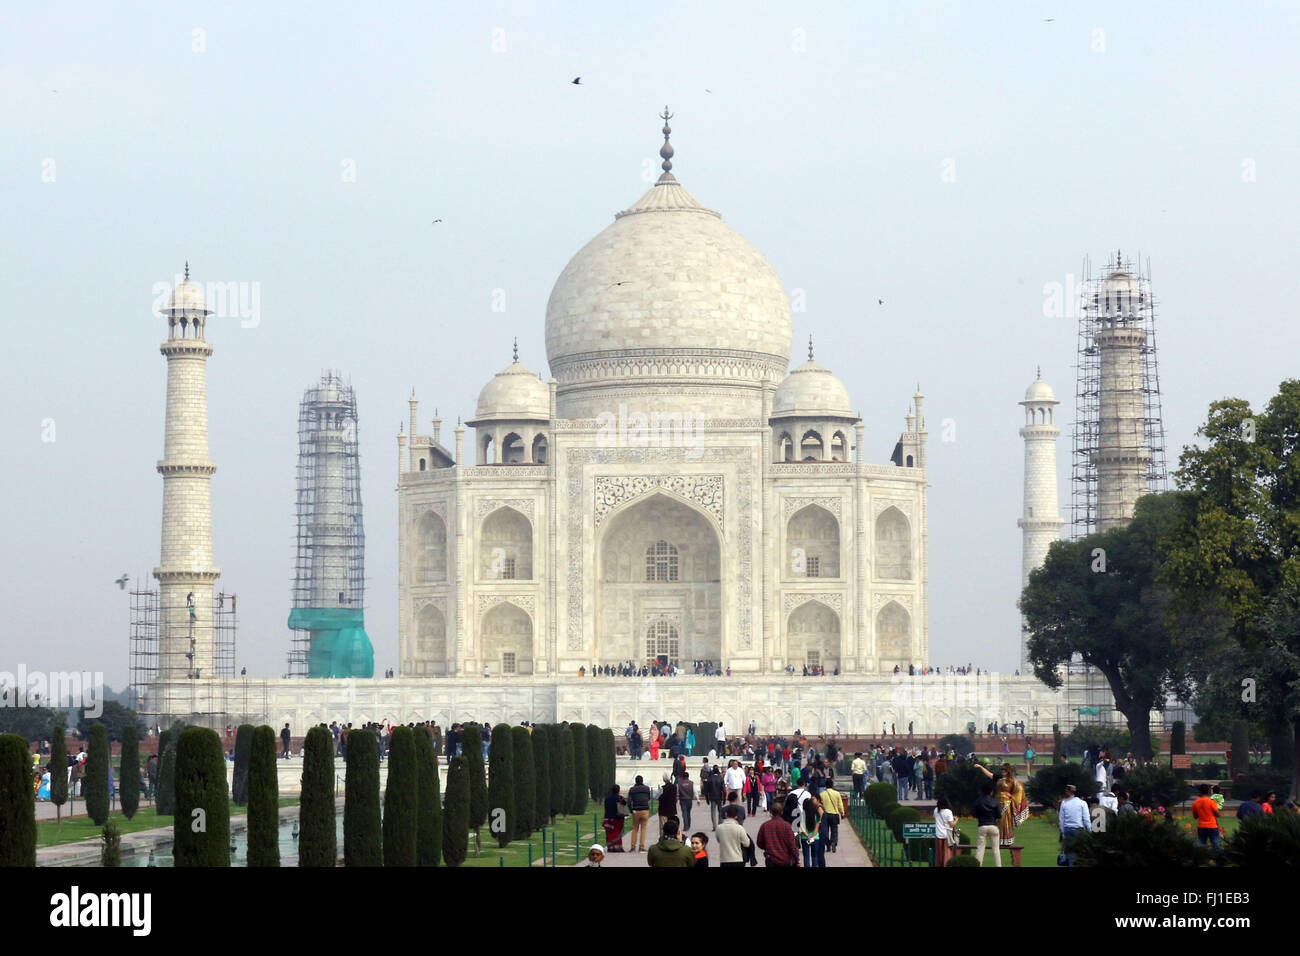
[[603, 784, 628, 851]]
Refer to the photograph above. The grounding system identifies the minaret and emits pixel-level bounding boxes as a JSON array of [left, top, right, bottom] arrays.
[[154, 264, 220, 680], [1092, 260, 1152, 531], [1018, 369, 1065, 672]]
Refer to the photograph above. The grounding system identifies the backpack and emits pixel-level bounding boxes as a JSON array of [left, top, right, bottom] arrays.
[[783, 789, 805, 824]]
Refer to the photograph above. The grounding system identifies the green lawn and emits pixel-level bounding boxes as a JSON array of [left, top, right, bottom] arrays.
[[38, 798, 299, 848], [953, 812, 1242, 867], [461, 801, 606, 867]]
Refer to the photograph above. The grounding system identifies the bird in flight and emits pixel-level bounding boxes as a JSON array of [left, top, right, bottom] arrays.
[[115, 574, 129, 590], [432, 219, 442, 223], [878, 299, 885, 306], [1043, 17, 1056, 22], [571, 76, 582, 85], [705, 88, 713, 93]]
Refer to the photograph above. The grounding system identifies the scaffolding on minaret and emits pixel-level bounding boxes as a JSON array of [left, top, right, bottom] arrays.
[[288, 371, 372, 677], [1069, 251, 1168, 538]]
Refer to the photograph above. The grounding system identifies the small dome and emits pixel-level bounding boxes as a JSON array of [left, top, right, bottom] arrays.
[[164, 279, 212, 315], [1098, 269, 1142, 315], [472, 359, 550, 422], [772, 359, 855, 418], [1022, 375, 1058, 404]]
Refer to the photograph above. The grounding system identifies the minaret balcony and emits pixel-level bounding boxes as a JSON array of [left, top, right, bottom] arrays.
[[157, 461, 217, 476]]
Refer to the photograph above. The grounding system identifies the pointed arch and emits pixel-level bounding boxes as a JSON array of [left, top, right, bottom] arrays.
[[787, 600, 841, 673], [876, 600, 911, 659], [875, 507, 912, 580], [416, 604, 446, 675], [480, 506, 533, 579], [786, 504, 840, 578], [481, 602, 532, 675], [415, 511, 447, 583]]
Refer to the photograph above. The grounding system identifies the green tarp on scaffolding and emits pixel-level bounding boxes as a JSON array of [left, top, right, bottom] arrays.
[[288, 608, 374, 678]]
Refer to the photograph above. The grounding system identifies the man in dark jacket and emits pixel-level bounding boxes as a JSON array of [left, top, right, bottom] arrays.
[[658, 772, 678, 836], [647, 819, 692, 867], [628, 774, 653, 851], [704, 766, 726, 831], [676, 774, 696, 830]]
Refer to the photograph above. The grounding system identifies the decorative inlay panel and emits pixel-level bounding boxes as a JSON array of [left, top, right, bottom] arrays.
[[593, 475, 724, 528], [782, 592, 844, 614], [476, 593, 536, 617], [782, 496, 843, 521], [476, 497, 536, 521]]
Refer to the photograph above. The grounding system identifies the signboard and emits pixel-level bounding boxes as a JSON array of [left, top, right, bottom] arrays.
[[1171, 754, 1192, 770], [903, 823, 936, 839]]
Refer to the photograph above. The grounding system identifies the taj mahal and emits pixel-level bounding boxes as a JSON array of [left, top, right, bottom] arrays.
[[140, 112, 1073, 735]]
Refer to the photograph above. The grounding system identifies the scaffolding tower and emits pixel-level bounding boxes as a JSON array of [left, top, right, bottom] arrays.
[[1070, 251, 1168, 538], [288, 371, 371, 677], [128, 583, 238, 729]]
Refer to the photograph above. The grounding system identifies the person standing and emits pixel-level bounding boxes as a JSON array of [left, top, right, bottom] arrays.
[[744, 765, 761, 815], [657, 772, 678, 838], [676, 772, 695, 830], [280, 723, 292, 759], [716, 805, 752, 868], [1058, 783, 1091, 866], [628, 774, 652, 852], [820, 778, 845, 853], [972, 780, 1003, 867], [761, 766, 777, 810], [798, 793, 826, 867], [714, 722, 727, 755], [646, 819, 692, 867], [757, 799, 800, 867], [922, 756, 934, 801], [851, 752, 867, 797], [1192, 784, 1222, 853], [933, 796, 957, 867], [724, 759, 745, 802], [705, 765, 726, 831]]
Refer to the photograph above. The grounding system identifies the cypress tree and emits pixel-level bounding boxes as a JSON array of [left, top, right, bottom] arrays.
[[487, 723, 514, 848], [231, 724, 254, 806], [413, 725, 442, 866], [119, 722, 140, 821], [462, 723, 488, 837], [382, 726, 419, 867], [586, 724, 603, 802], [547, 724, 564, 822], [344, 728, 382, 866], [556, 724, 574, 816], [531, 724, 551, 830], [247, 725, 280, 867], [298, 726, 337, 867], [49, 724, 67, 832], [0, 733, 36, 866], [156, 721, 185, 816], [173, 727, 230, 867], [511, 725, 534, 841], [442, 756, 470, 866], [85, 723, 110, 826], [569, 722, 589, 815], [604, 728, 617, 798]]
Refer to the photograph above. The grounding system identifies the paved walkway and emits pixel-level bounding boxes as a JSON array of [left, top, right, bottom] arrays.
[[580, 805, 872, 867]]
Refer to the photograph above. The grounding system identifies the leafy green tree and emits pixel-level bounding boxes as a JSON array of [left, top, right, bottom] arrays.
[[1025, 763, 1101, 809], [462, 724, 487, 838], [49, 724, 67, 831], [932, 761, 997, 817], [344, 728, 382, 866], [119, 722, 140, 820], [511, 726, 535, 840], [531, 723, 551, 830], [0, 705, 59, 742], [442, 756, 470, 867], [298, 726, 336, 867], [1159, 383, 1300, 798], [231, 724, 253, 806], [1052, 724, 1065, 763], [937, 734, 974, 757], [173, 727, 230, 867], [556, 725, 574, 816], [1119, 765, 1189, 810], [1021, 494, 1224, 761], [0, 733, 36, 866], [246, 726, 279, 867], [569, 722, 589, 815], [864, 781, 896, 815], [1231, 721, 1252, 778], [382, 726, 418, 867], [76, 700, 139, 742], [1072, 813, 1210, 868], [587, 725, 603, 802], [546, 724, 564, 821], [413, 725, 442, 866], [84, 723, 110, 826], [487, 723, 514, 848]]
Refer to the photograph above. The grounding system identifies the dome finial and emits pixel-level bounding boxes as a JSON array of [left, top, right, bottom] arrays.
[[808, 334, 815, 361], [1037, 364, 1041, 379], [512, 337, 518, 363], [657, 105, 675, 182], [184, 261, 190, 281]]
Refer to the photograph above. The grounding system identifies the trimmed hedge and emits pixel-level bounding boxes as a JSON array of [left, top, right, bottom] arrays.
[[0, 733, 36, 866], [247, 725, 280, 867], [531, 724, 551, 830], [414, 725, 442, 866], [556, 725, 574, 815], [547, 725, 564, 821], [49, 725, 68, 827], [488, 723, 514, 847], [511, 726, 535, 840], [1223, 811, 1300, 867], [299, 726, 336, 867], [344, 728, 382, 866], [587, 725, 603, 802], [1027, 762, 1102, 809], [1072, 813, 1210, 868], [85, 723, 110, 826], [155, 724, 181, 815], [383, 726, 418, 867], [1121, 765, 1190, 809], [603, 728, 616, 798], [569, 723, 589, 815], [933, 761, 996, 817], [463, 724, 487, 834], [173, 727, 230, 867], [864, 781, 897, 816], [946, 853, 979, 867], [886, 805, 926, 861], [101, 820, 122, 867], [442, 756, 470, 867], [231, 724, 253, 806], [119, 723, 140, 820]]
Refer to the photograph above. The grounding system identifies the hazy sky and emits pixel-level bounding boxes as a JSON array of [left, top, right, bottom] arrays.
[[3, 2, 1298, 689]]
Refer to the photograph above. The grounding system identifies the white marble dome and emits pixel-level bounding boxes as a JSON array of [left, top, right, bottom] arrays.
[[1022, 377, 1058, 404], [773, 359, 855, 418], [544, 174, 793, 416], [473, 358, 550, 422], [163, 279, 211, 315]]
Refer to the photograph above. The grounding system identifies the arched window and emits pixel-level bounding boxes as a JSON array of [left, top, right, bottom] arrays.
[[830, 431, 848, 461], [905, 454, 914, 467], [875, 507, 912, 580], [645, 540, 679, 582], [776, 432, 794, 463], [415, 512, 447, 583], [480, 507, 533, 579], [645, 620, 680, 660], [418, 458, 427, 471], [481, 433, 495, 464], [800, 429, 824, 461], [532, 434, 548, 464]]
